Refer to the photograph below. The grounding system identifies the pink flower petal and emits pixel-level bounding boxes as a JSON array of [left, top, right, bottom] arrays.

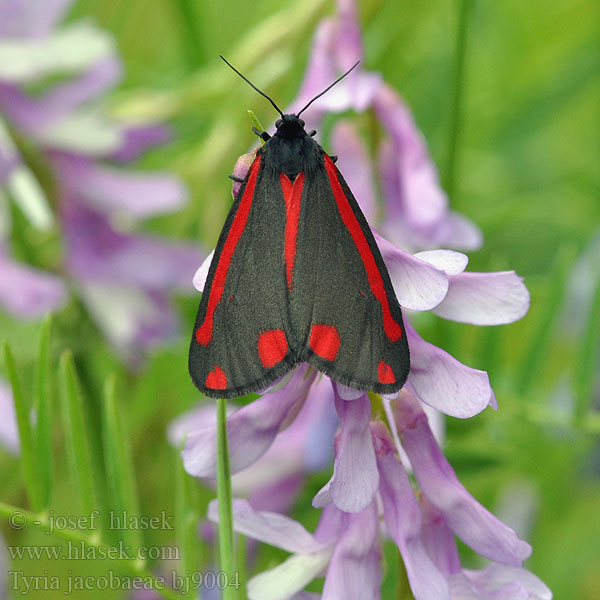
[[406, 323, 493, 418], [322, 502, 381, 600], [393, 391, 532, 566], [463, 564, 552, 600], [414, 250, 469, 275], [433, 271, 530, 325], [63, 202, 203, 292], [111, 123, 171, 163], [208, 499, 327, 554], [182, 366, 316, 477], [193, 249, 214, 292], [375, 232, 449, 310], [0, 0, 71, 38], [313, 393, 378, 513], [53, 154, 186, 218], [371, 422, 449, 600], [0, 251, 66, 317], [331, 121, 376, 221], [373, 84, 447, 228], [439, 211, 483, 251]]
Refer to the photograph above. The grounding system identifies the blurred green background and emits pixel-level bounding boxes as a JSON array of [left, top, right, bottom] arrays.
[[1, 0, 599, 598]]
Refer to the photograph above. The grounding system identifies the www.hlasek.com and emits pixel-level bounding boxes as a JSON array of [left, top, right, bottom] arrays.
[[8, 540, 179, 562], [9, 570, 240, 595]]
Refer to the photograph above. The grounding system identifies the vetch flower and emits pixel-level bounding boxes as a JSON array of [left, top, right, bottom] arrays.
[[207, 499, 381, 600], [206, 392, 549, 600], [0, 0, 203, 359], [172, 369, 336, 514], [288, 0, 482, 252]]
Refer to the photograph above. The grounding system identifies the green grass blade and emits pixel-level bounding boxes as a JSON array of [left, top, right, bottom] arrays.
[[59, 350, 98, 519], [3, 341, 44, 511], [574, 270, 600, 423], [516, 245, 577, 397], [443, 0, 473, 203], [102, 374, 144, 561], [175, 449, 201, 594], [33, 314, 53, 508], [216, 397, 236, 600]]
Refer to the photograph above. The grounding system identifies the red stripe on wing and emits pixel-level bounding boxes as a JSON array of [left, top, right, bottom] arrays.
[[196, 156, 262, 346], [280, 172, 305, 291], [323, 155, 403, 343]]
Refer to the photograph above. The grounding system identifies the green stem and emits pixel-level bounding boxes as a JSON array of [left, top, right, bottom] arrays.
[[443, 0, 473, 202], [216, 398, 236, 599], [0, 502, 183, 600]]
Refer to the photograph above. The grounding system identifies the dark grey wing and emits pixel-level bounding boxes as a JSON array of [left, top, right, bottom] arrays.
[[290, 154, 410, 394], [189, 156, 298, 398]]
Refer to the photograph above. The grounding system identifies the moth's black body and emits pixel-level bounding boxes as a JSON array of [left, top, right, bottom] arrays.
[[189, 111, 410, 399]]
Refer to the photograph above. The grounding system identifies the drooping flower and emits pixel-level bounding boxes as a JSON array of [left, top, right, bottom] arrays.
[[0, 0, 203, 360], [289, 0, 482, 252], [172, 368, 336, 514], [206, 390, 550, 600]]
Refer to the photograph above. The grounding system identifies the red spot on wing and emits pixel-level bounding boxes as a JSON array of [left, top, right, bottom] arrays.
[[323, 155, 403, 343], [378, 361, 396, 384], [310, 324, 340, 361], [206, 366, 227, 390], [280, 172, 305, 291], [258, 329, 288, 368], [196, 157, 261, 346]]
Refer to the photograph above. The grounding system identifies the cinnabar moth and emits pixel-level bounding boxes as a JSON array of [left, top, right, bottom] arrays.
[[189, 57, 410, 398]]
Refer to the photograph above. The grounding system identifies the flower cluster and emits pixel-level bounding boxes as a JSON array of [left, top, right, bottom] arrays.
[[175, 0, 552, 598], [0, 0, 203, 363]]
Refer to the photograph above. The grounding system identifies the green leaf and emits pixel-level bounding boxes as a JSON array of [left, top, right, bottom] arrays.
[[32, 314, 53, 509], [58, 350, 98, 519], [102, 374, 144, 562], [3, 341, 44, 511]]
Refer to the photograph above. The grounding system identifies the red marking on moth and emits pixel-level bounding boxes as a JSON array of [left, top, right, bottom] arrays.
[[280, 172, 305, 291], [196, 157, 261, 346], [258, 329, 288, 368], [378, 361, 396, 384], [206, 366, 227, 390], [323, 155, 403, 343], [310, 324, 340, 361]]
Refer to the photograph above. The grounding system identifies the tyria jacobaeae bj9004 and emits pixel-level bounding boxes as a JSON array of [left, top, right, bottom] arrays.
[[189, 56, 410, 399]]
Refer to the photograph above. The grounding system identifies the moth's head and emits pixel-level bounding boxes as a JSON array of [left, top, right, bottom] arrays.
[[274, 114, 306, 139]]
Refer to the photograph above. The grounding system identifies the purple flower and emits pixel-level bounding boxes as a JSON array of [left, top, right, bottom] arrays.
[[173, 369, 336, 514], [207, 499, 379, 600], [287, 0, 481, 252], [0, 243, 66, 318], [206, 393, 549, 600], [0, 0, 203, 359]]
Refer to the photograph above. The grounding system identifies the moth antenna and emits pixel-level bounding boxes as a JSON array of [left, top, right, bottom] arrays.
[[296, 61, 360, 117], [220, 55, 284, 118]]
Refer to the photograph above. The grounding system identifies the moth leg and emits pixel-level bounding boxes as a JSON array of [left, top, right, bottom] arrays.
[[229, 175, 244, 182], [252, 126, 271, 141], [329, 155, 338, 163], [308, 130, 317, 137]]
